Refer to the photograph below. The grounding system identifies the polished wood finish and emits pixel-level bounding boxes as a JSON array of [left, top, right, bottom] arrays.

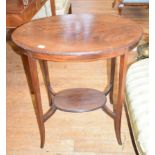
[[12, 14, 142, 61], [12, 14, 143, 147], [39, 60, 54, 106], [114, 53, 128, 145], [54, 88, 107, 113], [109, 58, 116, 104], [21, 54, 45, 148]]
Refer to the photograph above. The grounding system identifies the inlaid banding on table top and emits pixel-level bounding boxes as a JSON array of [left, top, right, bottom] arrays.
[[53, 88, 107, 113], [12, 14, 143, 61]]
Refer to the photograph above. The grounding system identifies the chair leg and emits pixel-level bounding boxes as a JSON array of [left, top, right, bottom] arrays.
[[114, 53, 128, 145], [21, 54, 45, 148]]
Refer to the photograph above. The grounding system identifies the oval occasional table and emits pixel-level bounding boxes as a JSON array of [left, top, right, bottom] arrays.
[[12, 14, 143, 148]]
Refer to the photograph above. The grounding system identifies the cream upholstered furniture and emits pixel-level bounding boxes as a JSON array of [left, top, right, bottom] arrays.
[[112, 0, 149, 15], [33, 0, 71, 19], [125, 58, 149, 155]]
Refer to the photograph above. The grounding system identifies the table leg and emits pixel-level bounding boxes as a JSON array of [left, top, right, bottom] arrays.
[[69, 4, 72, 14], [39, 60, 54, 106], [114, 53, 128, 145], [50, 0, 56, 16], [109, 58, 116, 104], [21, 54, 45, 148]]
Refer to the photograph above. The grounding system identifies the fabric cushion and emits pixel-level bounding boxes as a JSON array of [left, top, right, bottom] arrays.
[[123, 0, 149, 3], [33, 0, 70, 19], [126, 58, 149, 155]]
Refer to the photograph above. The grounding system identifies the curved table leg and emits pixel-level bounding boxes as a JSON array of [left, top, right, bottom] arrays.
[[21, 54, 45, 148], [39, 60, 55, 106], [114, 53, 128, 145]]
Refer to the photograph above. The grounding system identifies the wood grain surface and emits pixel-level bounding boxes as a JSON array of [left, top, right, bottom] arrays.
[[12, 14, 142, 61], [54, 88, 107, 112]]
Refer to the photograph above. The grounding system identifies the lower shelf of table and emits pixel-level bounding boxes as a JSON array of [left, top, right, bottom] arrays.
[[53, 88, 107, 113]]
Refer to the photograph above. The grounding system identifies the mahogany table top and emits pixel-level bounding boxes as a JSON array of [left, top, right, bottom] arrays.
[[12, 14, 143, 61]]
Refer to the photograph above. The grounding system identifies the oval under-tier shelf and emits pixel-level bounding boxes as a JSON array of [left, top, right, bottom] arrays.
[[53, 88, 107, 113]]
